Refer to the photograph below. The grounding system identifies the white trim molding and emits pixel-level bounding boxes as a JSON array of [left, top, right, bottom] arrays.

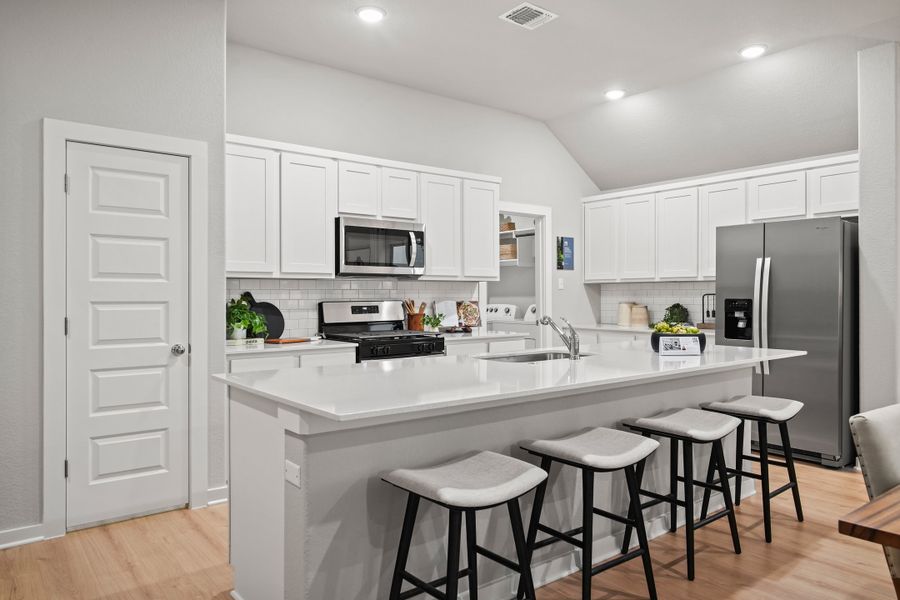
[[41, 118, 210, 540], [206, 485, 229, 506]]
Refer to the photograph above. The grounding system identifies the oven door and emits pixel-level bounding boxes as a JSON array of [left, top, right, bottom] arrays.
[[337, 217, 425, 276]]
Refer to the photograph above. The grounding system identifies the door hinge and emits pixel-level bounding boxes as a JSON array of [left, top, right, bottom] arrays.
[[64, 317, 69, 336], [64, 459, 69, 478], [64, 174, 70, 194]]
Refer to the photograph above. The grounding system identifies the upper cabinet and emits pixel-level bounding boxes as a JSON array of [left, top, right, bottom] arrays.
[[699, 181, 746, 278], [420, 174, 462, 278], [656, 188, 699, 279], [619, 194, 656, 279], [747, 171, 806, 221], [462, 180, 500, 279], [583, 201, 618, 281], [225, 145, 279, 273], [581, 153, 857, 283], [280, 153, 337, 277], [808, 163, 859, 215], [337, 161, 378, 216], [380, 168, 419, 220]]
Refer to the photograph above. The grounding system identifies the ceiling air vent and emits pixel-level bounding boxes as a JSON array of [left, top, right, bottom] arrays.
[[499, 2, 558, 30]]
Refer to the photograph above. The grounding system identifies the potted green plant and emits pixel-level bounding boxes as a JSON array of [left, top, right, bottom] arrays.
[[226, 297, 268, 340], [422, 313, 444, 333]]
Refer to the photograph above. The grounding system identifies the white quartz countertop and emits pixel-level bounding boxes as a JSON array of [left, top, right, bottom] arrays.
[[225, 339, 357, 356], [442, 328, 531, 343], [213, 343, 805, 423]]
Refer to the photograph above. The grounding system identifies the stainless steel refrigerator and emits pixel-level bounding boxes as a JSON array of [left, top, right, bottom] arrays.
[[715, 216, 858, 467]]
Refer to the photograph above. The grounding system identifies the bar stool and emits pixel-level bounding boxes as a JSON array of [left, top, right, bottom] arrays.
[[518, 427, 661, 600], [701, 395, 805, 543], [383, 450, 547, 600], [622, 408, 742, 581]]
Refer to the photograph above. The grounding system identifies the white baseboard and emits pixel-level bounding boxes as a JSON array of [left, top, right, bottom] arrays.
[[207, 484, 229, 506], [229, 591, 246, 600], [0, 523, 47, 550]]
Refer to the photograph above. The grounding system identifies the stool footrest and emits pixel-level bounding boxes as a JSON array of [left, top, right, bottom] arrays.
[[590, 547, 645, 576], [638, 488, 685, 509], [770, 481, 796, 499], [535, 524, 583, 548], [593, 506, 634, 526], [675, 475, 726, 493], [694, 508, 732, 530], [399, 567, 470, 600], [474, 545, 520, 573]]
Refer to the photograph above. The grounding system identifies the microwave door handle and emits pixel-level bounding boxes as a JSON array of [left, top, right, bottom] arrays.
[[760, 257, 772, 375], [753, 257, 763, 374], [408, 231, 418, 268]]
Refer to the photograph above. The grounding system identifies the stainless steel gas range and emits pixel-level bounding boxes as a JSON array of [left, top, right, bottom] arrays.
[[318, 300, 445, 362]]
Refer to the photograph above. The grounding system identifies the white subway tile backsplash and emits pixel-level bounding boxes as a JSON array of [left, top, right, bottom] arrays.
[[596, 281, 715, 325]]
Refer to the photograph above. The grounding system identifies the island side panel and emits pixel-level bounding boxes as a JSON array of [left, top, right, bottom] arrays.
[[288, 368, 752, 600]]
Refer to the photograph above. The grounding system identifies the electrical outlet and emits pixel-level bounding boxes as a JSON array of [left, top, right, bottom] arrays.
[[558, 277, 565, 290], [284, 459, 301, 488]]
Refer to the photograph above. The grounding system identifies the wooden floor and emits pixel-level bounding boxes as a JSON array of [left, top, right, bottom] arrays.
[[0, 460, 894, 599]]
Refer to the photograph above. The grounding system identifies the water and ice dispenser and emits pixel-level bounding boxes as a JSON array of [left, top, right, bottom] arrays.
[[724, 299, 753, 341]]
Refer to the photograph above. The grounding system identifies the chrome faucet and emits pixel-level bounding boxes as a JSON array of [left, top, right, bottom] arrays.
[[538, 316, 581, 359]]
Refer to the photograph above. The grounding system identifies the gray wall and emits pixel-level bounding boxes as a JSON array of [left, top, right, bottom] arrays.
[[858, 43, 900, 412], [226, 44, 601, 324], [550, 36, 871, 190], [0, 0, 226, 531]]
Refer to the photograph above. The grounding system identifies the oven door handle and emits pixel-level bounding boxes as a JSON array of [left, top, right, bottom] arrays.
[[408, 231, 418, 268]]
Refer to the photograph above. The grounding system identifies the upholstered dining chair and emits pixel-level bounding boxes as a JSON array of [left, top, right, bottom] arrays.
[[849, 404, 900, 597]]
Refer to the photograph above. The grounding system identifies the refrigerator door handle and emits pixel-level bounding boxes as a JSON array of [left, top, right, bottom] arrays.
[[753, 257, 763, 374], [761, 256, 772, 375]]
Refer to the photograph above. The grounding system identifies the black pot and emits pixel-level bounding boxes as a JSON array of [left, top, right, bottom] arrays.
[[651, 332, 706, 353]]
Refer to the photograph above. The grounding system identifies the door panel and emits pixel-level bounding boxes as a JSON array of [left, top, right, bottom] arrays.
[[762, 218, 843, 458], [462, 180, 500, 279], [656, 188, 699, 278], [420, 174, 461, 278], [380, 168, 418, 220], [225, 145, 278, 273], [583, 201, 618, 281], [715, 223, 764, 348], [699, 181, 746, 277], [619, 194, 655, 279], [338, 161, 378, 216], [280, 153, 337, 276], [66, 142, 189, 529]]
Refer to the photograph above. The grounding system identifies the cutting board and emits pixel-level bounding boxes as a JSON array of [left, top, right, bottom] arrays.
[[265, 338, 311, 344]]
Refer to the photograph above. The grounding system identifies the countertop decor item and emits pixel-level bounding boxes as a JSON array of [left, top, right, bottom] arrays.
[[662, 303, 690, 325], [457, 300, 481, 327], [227, 296, 268, 340], [435, 300, 460, 327], [240, 292, 283, 339], [650, 321, 705, 353], [617, 302, 636, 327], [422, 313, 443, 333], [630, 305, 650, 327]]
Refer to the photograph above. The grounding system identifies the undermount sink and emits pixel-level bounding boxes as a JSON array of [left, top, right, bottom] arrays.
[[478, 351, 592, 363]]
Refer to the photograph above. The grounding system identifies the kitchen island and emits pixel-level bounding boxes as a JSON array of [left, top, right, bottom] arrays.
[[214, 342, 804, 600]]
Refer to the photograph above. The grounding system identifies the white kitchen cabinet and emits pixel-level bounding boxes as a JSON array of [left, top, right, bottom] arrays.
[[230, 355, 300, 373], [381, 168, 419, 220], [462, 180, 500, 279], [747, 171, 806, 221], [298, 351, 356, 367], [807, 163, 859, 215], [280, 153, 338, 277], [656, 188, 699, 279], [445, 342, 489, 356], [338, 161, 379, 216], [619, 194, 656, 279], [420, 174, 462, 278], [225, 144, 279, 273], [583, 201, 618, 282], [699, 181, 746, 277]]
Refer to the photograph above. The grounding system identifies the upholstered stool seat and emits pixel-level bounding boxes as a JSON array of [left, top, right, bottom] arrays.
[[624, 407, 740, 442], [523, 426, 660, 471], [705, 395, 803, 422]]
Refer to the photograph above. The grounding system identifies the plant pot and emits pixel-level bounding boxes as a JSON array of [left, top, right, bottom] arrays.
[[408, 313, 424, 332], [229, 327, 247, 340], [424, 324, 439, 333], [651, 332, 706, 353]]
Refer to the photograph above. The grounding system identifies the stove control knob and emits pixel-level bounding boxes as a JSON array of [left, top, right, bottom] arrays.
[[381, 346, 390, 356], [369, 346, 378, 357]]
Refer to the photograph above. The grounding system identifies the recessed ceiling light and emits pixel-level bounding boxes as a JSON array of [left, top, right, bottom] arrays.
[[740, 44, 767, 60], [356, 6, 386, 23], [605, 89, 626, 101]]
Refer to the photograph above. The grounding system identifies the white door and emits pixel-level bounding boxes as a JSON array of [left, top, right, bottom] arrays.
[[66, 142, 189, 529], [807, 163, 859, 215], [583, 201, 618, 282], [699, 181, 746, 277], [380, 167, 419, 220], [420, 174, 462, 278], [656, 188, 699, 279], [619, 194, 656, 279], [280, 153, 337, 276], [337, 161, 378, 216], [747, 171, 806, 220], [225, 144, 278, 274], [462, 180, 500, 279]]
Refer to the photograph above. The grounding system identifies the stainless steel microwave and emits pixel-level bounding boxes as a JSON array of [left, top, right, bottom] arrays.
[[336, 217, 425, 277]]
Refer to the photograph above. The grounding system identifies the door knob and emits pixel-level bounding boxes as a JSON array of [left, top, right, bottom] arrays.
[[171, 344, 186, 356]]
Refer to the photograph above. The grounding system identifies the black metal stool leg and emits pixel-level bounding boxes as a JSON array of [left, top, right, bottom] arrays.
[[699, 449, 717, 520], [682, 440, 695, 581], [734, 421, 745, 505], [669, 438, 679, 533], [779, 422, 804, 522], [389, 494, 420, 600], [624, 464, 658, 600], [581, 468, 594, 600], [446, 509, 462, 599], [518, 456, 551, 600], [713, 440, 741, 554], [758, 421, 772, 543], [508, 499, 537, 600], [465, 510, 479, 600], [621, 456, 646, 554]]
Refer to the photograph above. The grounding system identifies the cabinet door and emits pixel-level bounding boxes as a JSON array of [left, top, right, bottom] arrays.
[[280, 153, 337, 276], [446, 342, 488, 356], [462, 180, 500, 279], [381, 168, 419, 220], [225, 145, 278, 273], [699, 181, 746, 277], [229, 355, 299, 373], [656, 188, 699, 279], [619, 194, 656, 279], [420, 174, 462, 278], [747, 171, 806, 220], [583, 201, 618, 282], [338, 161, 378, 216], [299, 351, 356, 367], [808, 163, 859, 215]]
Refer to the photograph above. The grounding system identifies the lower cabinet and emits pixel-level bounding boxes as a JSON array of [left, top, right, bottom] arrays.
[[228, 349, 356, 374], [299, 351, 357, 367]]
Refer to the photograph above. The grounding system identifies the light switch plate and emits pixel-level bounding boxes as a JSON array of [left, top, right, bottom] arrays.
[[558, 277, 565, 290], [285, 459, 301, 488]]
